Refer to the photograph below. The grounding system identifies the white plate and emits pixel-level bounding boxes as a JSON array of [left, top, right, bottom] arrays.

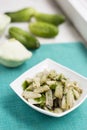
[[10, 58, 87, 117]]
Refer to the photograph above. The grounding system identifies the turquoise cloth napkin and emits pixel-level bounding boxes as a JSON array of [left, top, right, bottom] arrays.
[[0, 42, 87, 130]]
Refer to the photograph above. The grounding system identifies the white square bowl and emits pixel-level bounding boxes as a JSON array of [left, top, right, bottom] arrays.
[[10, 58, 87, 117]]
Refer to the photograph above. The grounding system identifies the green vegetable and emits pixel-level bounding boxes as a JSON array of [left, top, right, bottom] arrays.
[[29, 22, 58, 38], [5, 7, 35, 22], [35, 94, 46, 107], [22, 78, 33, 90], [0, 39, 32, 67], [0, 14, 11, 35], [35, 12, 65, 25], [9, 27, 40, 49], [22, 80, 29, 90]]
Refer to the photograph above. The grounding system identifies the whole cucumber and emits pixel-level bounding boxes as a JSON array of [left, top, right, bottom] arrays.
[[9, 27, 40, 49], [29, 22, 58, 38], [35, 12, 65, 26], [5, 7, 35, 22]]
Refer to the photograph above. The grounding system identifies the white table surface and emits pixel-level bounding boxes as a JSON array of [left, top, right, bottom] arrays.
[[0, 0, 85, 44]]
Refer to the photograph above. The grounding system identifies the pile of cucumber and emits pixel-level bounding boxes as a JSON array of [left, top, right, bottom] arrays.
[[5, 7, 65, 50], [0, 7, 65, 68]]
